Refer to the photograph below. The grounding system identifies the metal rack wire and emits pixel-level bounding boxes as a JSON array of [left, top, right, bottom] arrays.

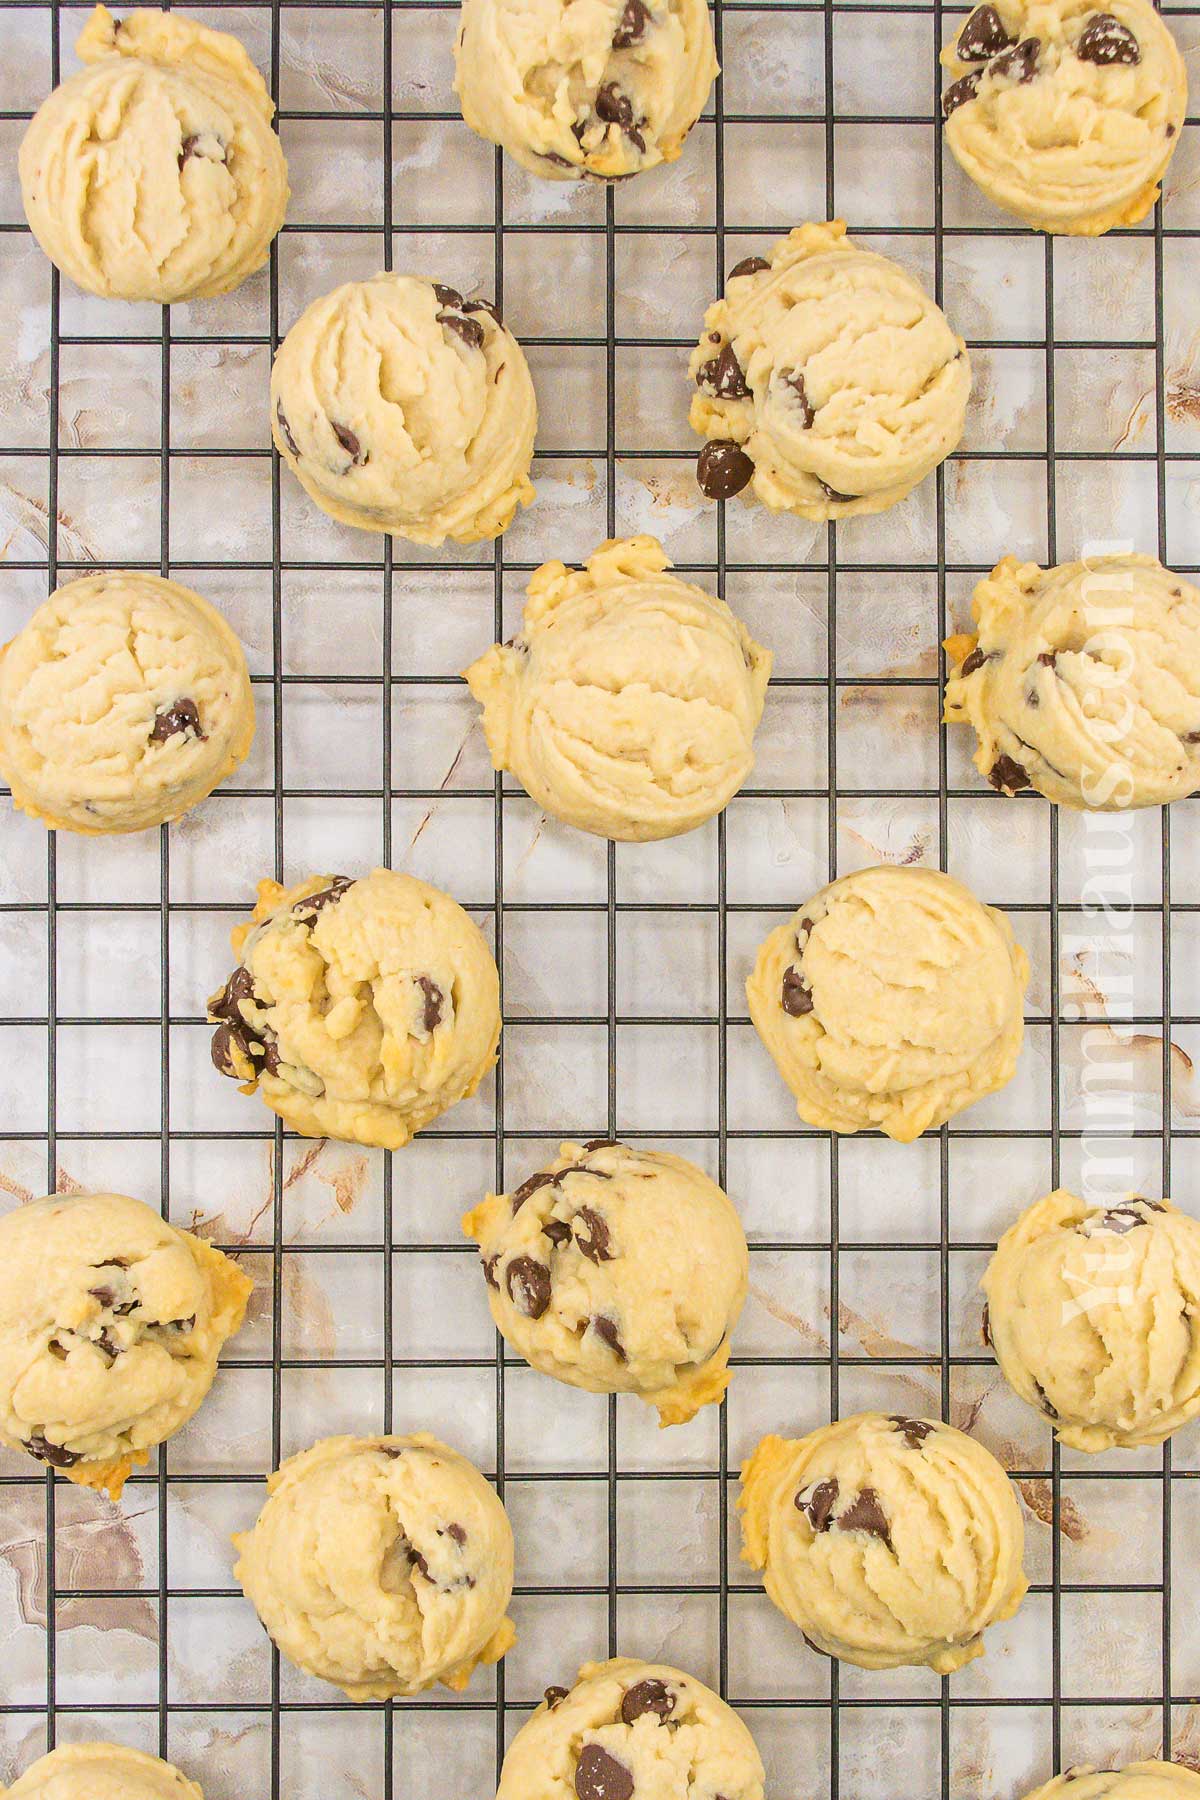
[[0, 0, 1198, 1793]]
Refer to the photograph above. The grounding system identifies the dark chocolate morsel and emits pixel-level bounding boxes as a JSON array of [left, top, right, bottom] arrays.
[[438, 310, 486, 351], [483, 1254, 500, 1291], [889, 1416, 935, 1449], [210, 1021, 244, 1078], [575, 1745, 634, 1800], [959, 646, 989, 677], [331, 421, 365, 465], [989, 36, 1040, 81], [696, 342, 750, 400], [506, 1255, 552, 1319], [433, 283, 464, 308], [583, 1138, 620, 1153], [612, 0, 649, 48], [1076, 11, 1140, 63], [209, 964, 256, 1026], [150, 697, 205, 743], [25, 1433, 81, 1469], [781, 966, 814, 1017], [545, 1685, 571, 1709], [981, 1301, 992, 1347], [544, 1219, 572, 1247], [446, 1521, 467, 1545], [620, 1678, 675, 1725], [818, 478, 856, 503], [178, 131, 227, 171], [592, 1315, 627, 1361], [1032, 1379, 1058, 1420], [292, 876, 354, 920], [957, 4, 1016, 59], [275, 401, 301, 458], [574, 1206, 613, 1264], [836, 1486, 893, 1549], [463, 298, 502, 324], [780, 367, 815, 428], [417, 975, 444, 1033], [511, 1170, 559, 1213], [696, 439, 754, 500], [797, 1475, 839, 1533], [728, 256, 771, 279], [988, 753, 1031, 794], [942, 69, 982, 116]]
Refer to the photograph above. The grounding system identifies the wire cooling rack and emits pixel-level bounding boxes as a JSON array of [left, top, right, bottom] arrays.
[[1, 0, 1200, 1795]]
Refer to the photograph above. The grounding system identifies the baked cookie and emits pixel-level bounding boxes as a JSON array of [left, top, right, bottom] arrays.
[[271, 273, 536, 547], [453, 0, 717, 181], [207, 870, 500, 1150], [19, 4, 287, 302], [495, 1658, 765, 1800], [688, 221, 970, 521], [232, 1433, 515, 1699], [0, 1191, 252, 1499], [464, 536, 772, 841], [1021, 1769, 1200, 1799], [0, 1742, 204, 1800], [944, 554, 1200, 810], [0, 571, 255, 835], [740, 1411, 1028, 1672], [746, 865, 1029, 1142], [983, 1190, 1200, 1452], [940, 0, 1186, 235], [463, 1140, 748, 1425]]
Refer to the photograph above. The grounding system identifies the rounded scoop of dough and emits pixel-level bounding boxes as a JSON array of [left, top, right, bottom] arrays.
[[19, 4, 288, 302], [746, 865, 1029, 1141], [463, 1139, 749, 1425], [739, 1411, 1028, 1673], [207, 869, 501, 1150], [944, 553, 1200, 810], [0, 571, 255, 835], [0, 1192, 252, 1499], [0, 1741, 204, 1799], [464, 536, 771, 841], [496, 1658, 765, 1800], [983, 1190, 1200, 1451], [940, 0, 1186, 235], [1022, 1768, 1200, 1799], [688, 222, 970, 521], [232, 1432, 515, 1699], [453, 0, 717, 181], [271, 273, 536, 546]]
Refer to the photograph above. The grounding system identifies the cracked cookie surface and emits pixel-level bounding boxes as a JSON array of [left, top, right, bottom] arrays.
[[0, 571, 254, 835], [0, 1741, 205, 1800], [207, 869, 501, 1150], [740, 1411, 1028, 1672], [688, 221, 970, 522], [0, 1191, 252, 1499], [463, 1139, 748, 1424], [232, 1432, 515, 1699], [19, 4, 288, 301], [270, 272, 537, 546]]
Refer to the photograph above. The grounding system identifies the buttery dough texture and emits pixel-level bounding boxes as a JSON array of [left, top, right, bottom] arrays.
[[495, 1658, 765, 1800], [270, 273, 536, 546], [0, 1742, 204, 1800], [232, 1433, 515, 1699], [464, 536, 771, 841], [940, 0, 1187, 235], [983, 1190, 1200, 1452], [1021, 1770, 1200, 1799], [944, 554, 1200, 810], [740, 1411, 1028, 1673], [462, 1140, 749, 1425], [19, 4, 288, 302], [688, 221, 970, 521], [453, 0, 717, 181], [0, 1191, 252, 1500], [207, 870, 501, 1150], [0, 571, 255, 835], [746, 865, 1029, 1142]]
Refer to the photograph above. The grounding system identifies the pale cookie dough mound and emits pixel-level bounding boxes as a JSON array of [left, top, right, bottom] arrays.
[[207, 870, 501, 1150], [233, 1433, 515, 1699], [19, 4, 288, 302], [0, 1192, 252, 1499], [496, 1658, 765, 1800], [944, 554, 1200, 809], [688, 222, 970, 521], [271, 273, 536, 546], [0, 571, 255, 835], [941, 0, 1186, 235], [454, 0, 717, 181], [740, 1412, 1028, 1673], [983, 1190, 1200, 1451], [0, 1741, 204, 1800], [746, 865, 1029, 1142], [463, 1140, 748, 1425], [464, 536, 771, 841], [1022, 1768, 1200, 1799]]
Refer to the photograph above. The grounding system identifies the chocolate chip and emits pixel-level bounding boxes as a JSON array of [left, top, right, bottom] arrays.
[[780, 367, 814, 427], [178, 132, 226, 171], [150, 697, 205, 743], [592, 1315, 626, 1361], [292, 876, 354, 920], [818, 479, 856, 503], [544, 1219, 572, 1246], [47, 1338, 68, 1361], [463, 298, 501, 324], [575, 1207, 613, 1264], [1100, 1201, 1156, 1233], [95, 1328, 122, 1360], [275, 401, 300, 458], [209, 965, 256, 1027], [990, 36, 1040, 81], [506, 1256, 552, 1319], [942, 69, 982, 116], [957, 4, 1015, 60], [408, 1544, 432, 1582], [696, 440, 754, 499], [889, 1416, 935, 1449], [331, 421, 365, 465], [987, 753, 1030, 794], [728, 256, 770, 279], [446, 1522, 467, 1545], [541, 151, 577, 168], [620, 1678, 674, 1725], [837, 1487, 892, 1549], [545, 1685, 570, 1709], [781, 966, 814, 1017], [210, 1021, 243, 1078], [438, 310, 486, 351], [696, 342, 750, 400], [612, 0, 649, 48], [511, 1170, 558, 1213], [575, 1745, 634, 1800], [796, 1476, 839, 1532], [433, 284, 464, 308], [417, 975, 444, 1033], [88, 1285, 115, 1308], [959, 646, 989, 677], [981, 1301, 992, 1347], [595, 83, 644, 152], [1076, 11, 1140, 62], [582, 1138, 620, 1153], [1032, 1379, 1058, 1420], [25, 1434, 80, 1469], [483, 1254, 500, 1291], [1185, 730, 1200, 745], [1037, 651, 1057, 668]]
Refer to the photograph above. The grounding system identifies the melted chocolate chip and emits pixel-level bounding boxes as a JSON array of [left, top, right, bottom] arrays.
[[178, 132, 227, 172], [612, 0, 649, 48], [781, 966, 814, 1017], [25, 1434, 80, 1469], [942, 69, 982, 116], [697, 440, 754, 499], [88, 1284, 116, 1308], [483, 1254, 501, 1291], [592, 1315, 627, 1361], [780, 367, 815, 427], [209, 1021, 242, 1078], [818, 479, 856, 504], [545, 1685, 571, 1709], [1037, 650, 1057, 668], [797, 1476, 839, 1532], [95, 1328, 122, 1360], [150, 698, 205, 743], [990, 36, 1040, 81], [1032, 1379, 1058, 1420], [292, 876, 354, 920], [511, 1170, 559, 1213], [417, 975, 444, 1033], [408, 1543, 432, 1582], [981, 1301, 992, 1347], [583, 1138, 620, 1153], [728, 256, 770, 279], [1100, 1200, 1160, 1233], [696, 343, 750, 400], [1076, 11, 1140, 62], [210, 965, 255, 1025], [47, 1338, 68, 1361], [446, 1522, 467, 1545], [463, 298, 501, 324], [506, 1255, 552, 1319], [959, 646, 989, 677], [889, 1416, 935, 1449], [331, 421, 365, 465], [275, 402, 300, 458], [575, 1746, 634, 1800], [988, 753, 1031, 794], [575, 1206, 613, 1264], [837, 1487, 892, 1549], [594, 82, 645, 152], [438, 310, 486, 351], [957, 4, 1016, 59], [434, 284, 464, 308], [620, 1678, 675, 1725], [544, 1219, 573, 1247]]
